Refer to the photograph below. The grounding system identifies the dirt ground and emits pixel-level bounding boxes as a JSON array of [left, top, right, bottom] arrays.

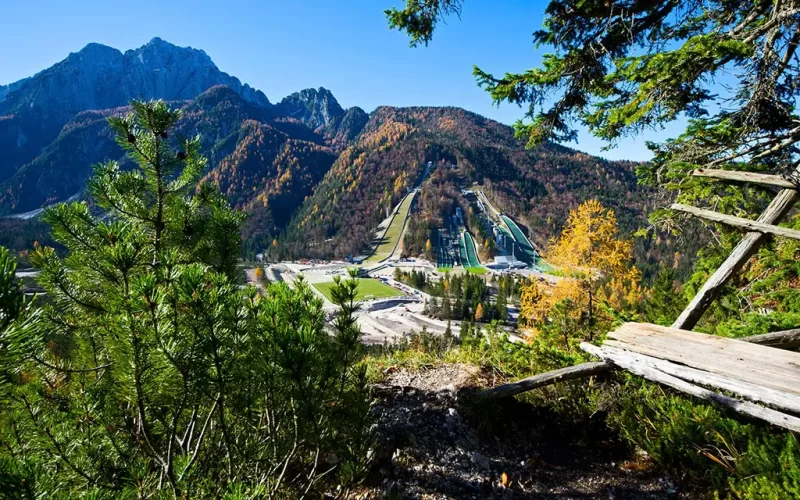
[[360, 364, 691, 499]]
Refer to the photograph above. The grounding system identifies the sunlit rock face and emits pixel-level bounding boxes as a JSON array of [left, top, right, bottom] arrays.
[[0, 37, 269, 180]]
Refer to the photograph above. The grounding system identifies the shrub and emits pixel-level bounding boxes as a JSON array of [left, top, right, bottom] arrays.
[[367, 316, 800, 499], [0, 101, 372, 498], [608, 375, 800, 499]]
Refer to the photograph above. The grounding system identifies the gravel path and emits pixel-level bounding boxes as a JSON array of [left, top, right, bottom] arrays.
[[362, 364, 691, 499]]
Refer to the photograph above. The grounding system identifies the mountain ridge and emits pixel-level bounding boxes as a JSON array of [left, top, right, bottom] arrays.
[[278, 105, 652, 260], [0, 38, 657, 265], [0, 37, 270, 182]]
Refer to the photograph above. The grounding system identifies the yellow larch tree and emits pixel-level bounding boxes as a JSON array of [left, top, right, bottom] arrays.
[[520, 200, 640, 340], [547, 200, 632, 277], [474, 303, 485, 322], [520, 279, 587, 327], [254, 267, 265, 281]]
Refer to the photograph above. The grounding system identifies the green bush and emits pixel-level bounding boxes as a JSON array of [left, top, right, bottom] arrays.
[[608, 375, 800, 499], [0, 101, 372, 498]]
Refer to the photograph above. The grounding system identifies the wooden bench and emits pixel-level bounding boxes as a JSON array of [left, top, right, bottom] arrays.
[[582, 323, 800, 432], [479, 323, 800, 432]]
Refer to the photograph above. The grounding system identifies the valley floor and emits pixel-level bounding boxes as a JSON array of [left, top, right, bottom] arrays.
[[360, 364, 688, 499]]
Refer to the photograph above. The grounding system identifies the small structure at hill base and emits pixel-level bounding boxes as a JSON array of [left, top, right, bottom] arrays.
[[479, 167, 800, 433]]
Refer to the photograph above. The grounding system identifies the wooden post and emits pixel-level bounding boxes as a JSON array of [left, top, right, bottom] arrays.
[[671, 204, 800, 241], [742, 328, 800, 350], [673, 186, 799, 330], [475, 362, 612, 400], [692, 169, 798, 189]]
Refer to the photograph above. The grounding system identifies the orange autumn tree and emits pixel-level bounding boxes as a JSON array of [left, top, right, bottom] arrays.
[[520, 278, 586, 326], [520, 200, 640, 342], [474, 302, 485, 322]]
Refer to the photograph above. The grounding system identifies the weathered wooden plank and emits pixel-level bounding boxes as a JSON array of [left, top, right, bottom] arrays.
[[606, 323, 800, 395], [581, 343, 800, 433], [673, 186, 800, 330], [608, 326, 800, 391], [606, 330, 800, 389], [610, 324, 800, 371], [608, 341, 797, 379], [475, 362, 612, 400], [475, 328, 800, 403], [742, 328, 800, 350], [586, 343, 800, 414], [472, 326, 798, 401], [671, 203, 800, 241], [614, 323, 800, 363], [692, 169, 798, 189], [604, 338, 799, 395]]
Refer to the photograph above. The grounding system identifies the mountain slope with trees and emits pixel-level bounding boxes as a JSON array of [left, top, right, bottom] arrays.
[[0, 38, 661, 265], [280, 105, 655, 261], [0, 85, 338, 257]]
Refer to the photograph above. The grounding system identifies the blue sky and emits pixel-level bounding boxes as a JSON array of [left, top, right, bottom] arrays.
[[0, 0, 688, 161]]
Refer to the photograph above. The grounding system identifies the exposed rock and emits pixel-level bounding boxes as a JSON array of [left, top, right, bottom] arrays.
[[275, 87, 344, 135], [0, 37, 268, 122], [274, 88, 368, 146], [0, 37, 269, 180], [470, 451, 492, 470]]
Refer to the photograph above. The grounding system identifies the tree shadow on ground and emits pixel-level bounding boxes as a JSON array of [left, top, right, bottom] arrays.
[[364, 367, 682, 499]]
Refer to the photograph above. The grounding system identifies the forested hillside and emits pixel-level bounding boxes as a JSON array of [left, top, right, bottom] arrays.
[[279, 105, 663, 265], [279, 107, 426, 258], [0, 85, 341, 256]]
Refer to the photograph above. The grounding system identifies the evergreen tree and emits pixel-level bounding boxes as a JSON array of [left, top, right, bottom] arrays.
[[388, 1, 800, 171], [0, 101, 371, 497], [453, 295, 464, 320], [496, 287, 507, 322], [441, 292, 452, 319], [429, 296, 441, 317], [0, 246, 38, 409], [459, 319, 470, 338], [644, 267, 688, 327]]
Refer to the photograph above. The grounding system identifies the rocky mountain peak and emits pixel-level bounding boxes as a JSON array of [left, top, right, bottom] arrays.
[[276, 87, 345, 132], [0, 39, 269, 119], [74, 42, 123, 58], [125, 37, 214, 69], [0, 38, 271, 178]]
